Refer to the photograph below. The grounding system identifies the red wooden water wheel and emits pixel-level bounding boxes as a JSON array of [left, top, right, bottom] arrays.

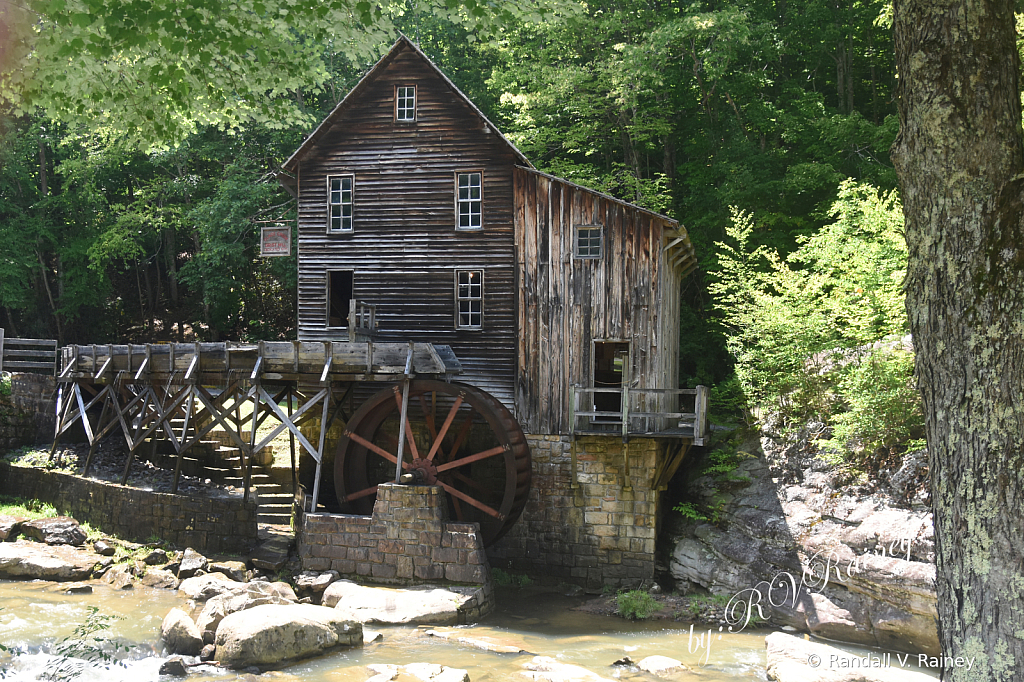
[[334, 380, 531, 547]]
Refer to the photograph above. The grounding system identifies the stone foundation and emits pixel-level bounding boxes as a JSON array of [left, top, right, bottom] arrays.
[[0, 463, 258, 554], [0, 373, 56, 450], [298, 483, 493, 619], [487, 435, 666, 590]]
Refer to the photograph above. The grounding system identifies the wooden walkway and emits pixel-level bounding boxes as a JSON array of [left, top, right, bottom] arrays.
[[51, 341, 461, 510]]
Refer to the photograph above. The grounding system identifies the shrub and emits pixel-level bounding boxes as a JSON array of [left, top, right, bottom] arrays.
[[616, 590, 661, 620], [0, 373, 11, 397], [491, 568, 533, 587]]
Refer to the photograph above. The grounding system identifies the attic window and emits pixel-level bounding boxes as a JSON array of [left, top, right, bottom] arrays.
[[575, 225, 603, 258], [396, 85, 416, 121], [328, 175, 353, 232]]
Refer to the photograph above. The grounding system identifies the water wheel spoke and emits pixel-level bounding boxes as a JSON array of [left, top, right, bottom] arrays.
[[448, 470, 492, 498], [445, 411, 475, 463], [342, 484, 379, 503], [345, 430, 405, 467], [438, 481, 504, 520], [391, 386, 421, 460], [436, 444, 508, 473], [451, 495, 465, 522], [419, 393, 438, 443], [426, 393, 465, 461]]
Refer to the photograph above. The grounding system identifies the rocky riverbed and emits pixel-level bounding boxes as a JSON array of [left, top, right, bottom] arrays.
[[666, 428, 938, 657]]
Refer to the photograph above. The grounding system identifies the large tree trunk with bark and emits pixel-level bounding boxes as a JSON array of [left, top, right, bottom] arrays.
[[892, 0, 1024, 678]]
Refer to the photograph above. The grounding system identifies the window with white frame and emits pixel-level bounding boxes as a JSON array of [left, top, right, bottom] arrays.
[[456, 172, 482, 230], [396, 86, 416, 121], [455, 270, 483, 329], [575, 224, 603, 258], [328, 175, 353, 232]]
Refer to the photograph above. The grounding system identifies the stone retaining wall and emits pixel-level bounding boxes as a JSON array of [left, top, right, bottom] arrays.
[[300, 483, 493, 609], [0, 373, 56, 450], [0, 463, 258, 554], [487, 435, 664, 590]]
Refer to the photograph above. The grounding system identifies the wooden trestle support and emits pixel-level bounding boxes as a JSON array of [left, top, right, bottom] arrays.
[[50, 341, 461, 509]]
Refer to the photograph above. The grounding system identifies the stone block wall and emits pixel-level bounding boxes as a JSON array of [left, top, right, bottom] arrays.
[[487, 435, 664, 590], [0, 373, 56, 450], [299, 483, 492, 588], [0, 463, 258, 554]]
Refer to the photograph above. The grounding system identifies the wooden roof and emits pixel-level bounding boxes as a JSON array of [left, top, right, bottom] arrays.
[[282, 34, 532, 171]]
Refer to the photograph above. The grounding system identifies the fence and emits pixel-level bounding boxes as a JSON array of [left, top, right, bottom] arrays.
[[0, 329, 58, 375]]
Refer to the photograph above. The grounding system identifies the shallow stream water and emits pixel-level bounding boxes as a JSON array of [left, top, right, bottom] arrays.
[[0, 579, 935, 681]]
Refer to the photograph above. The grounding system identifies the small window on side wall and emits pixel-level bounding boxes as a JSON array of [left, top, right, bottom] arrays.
[[396, 85, 416, 121], [456, 172, 482, 230], [575, 224, 603, 259], [455, 269, 483, 329], [328, 175, 353, 233]]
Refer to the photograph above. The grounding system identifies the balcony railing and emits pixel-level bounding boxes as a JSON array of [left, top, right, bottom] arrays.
[[569, 385, 708, 445], [347, 299, 377, 341]]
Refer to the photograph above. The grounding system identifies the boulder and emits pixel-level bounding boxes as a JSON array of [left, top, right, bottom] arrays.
[[141, 568, 178, 589], [323, 581, 468, 625], [209, 560, 247, 582], [103, 564, 135, 590], [178, 572, 236, 600], [19, 517, 87, 546], [0, 540, 98, 581], [764, 632, 937, 682], [161, 607, 204, 656], [62, 582, 93, 594], [92, 539, 116, 556], [294, 569, 340, 596], [213, 603, 361, 669], [518, 656, 612, 682], [0, 515, 27, 541], [144, 548, 168, 565], [195, 580, 299, 643], [178, 547, 208, 579], [159, 656, 189, 677]]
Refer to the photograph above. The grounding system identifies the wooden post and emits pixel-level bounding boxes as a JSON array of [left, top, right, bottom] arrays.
[[694, 384, 709, 444], [288, 385, 297, 495], [621, 385, 632, 491]]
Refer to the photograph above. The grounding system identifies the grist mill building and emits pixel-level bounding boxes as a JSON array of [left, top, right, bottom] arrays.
[[279, 35, 704, 589]]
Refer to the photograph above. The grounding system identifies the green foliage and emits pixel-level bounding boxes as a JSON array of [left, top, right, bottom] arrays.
[[41, 607, 129, 682], [672, 501, 708, 522], [711, 180, 919, 455], [0, 496, 59, 519], [491, 568, 533, 587], [0, 373, 10, 397], [616, 589, 661, 620]]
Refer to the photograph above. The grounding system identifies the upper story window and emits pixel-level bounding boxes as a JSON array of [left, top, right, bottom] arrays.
[[396, 85, 416, 122], [328, 175, 353, 232], [456, 172, 482, 230], [455, 269, 483, 329], [575, 224, 603, 258]]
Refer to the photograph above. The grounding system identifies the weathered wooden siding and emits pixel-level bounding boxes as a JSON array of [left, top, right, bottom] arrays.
[[291, 44, 519, 406], [514, 167, 682, 434]]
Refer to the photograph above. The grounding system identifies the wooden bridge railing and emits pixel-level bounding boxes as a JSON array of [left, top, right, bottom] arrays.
[[0, 329, 58, 375]]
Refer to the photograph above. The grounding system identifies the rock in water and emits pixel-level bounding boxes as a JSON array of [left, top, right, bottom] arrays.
[[213, 603, 361, 668], [367, 663, 469, 681], [0, 540, 97, 581], [161, 608, 204, 656], [195, 581, 298, 643], [92, 539, 116, 556], [764, 632, 937, 682], [159, 656, 189, 677], [636, 656, 684, 673], [178, 547, 208, 579], [20, 517, 87, 546], [141, 568, 178, 589], [103, 564, 135, 590], [519, 656, 613, 681], [209, 560, 247, 582], [322, 581, 467, 625], [177, 572, 236, 600], [144, 548, 168, 565]]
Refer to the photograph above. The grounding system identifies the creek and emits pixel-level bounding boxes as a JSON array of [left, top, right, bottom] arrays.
[[0, 579, 772, 681]]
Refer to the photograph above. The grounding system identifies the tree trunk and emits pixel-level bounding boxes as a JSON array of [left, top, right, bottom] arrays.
[[892, 0, 1024, 677]]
